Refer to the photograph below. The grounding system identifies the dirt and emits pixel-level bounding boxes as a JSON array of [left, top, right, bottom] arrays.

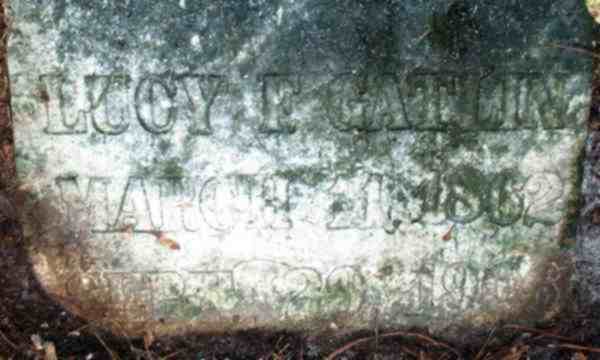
[[2, 2, 600, 360]]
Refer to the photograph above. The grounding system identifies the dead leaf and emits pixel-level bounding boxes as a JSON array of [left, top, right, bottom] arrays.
[[144, 330, 155, 351], [501, 346, 529, 360], [17, 182, 34, 192], [441, 224, 455, 242], [159, 236, 181, 250], [121, 224, 134, 240], [1, 142, 11, 161], [175, 201, 194, 209], [151, 231, 181, 250], [31, 334, 43, 351], [44, 342, 57, 360]]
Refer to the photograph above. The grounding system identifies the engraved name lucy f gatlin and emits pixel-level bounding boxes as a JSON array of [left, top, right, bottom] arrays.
[[8, 0, 593, 335], [21, 68, 587, 329]]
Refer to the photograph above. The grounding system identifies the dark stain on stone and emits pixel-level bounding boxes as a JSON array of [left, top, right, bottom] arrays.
[[560, 140, 586, 248], [429, 0, 481, 61]]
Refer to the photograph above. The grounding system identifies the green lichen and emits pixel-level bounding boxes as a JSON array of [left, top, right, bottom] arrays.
[[494, 232, 532, 254], [377, 258, 405, 279], [446, 125, 479, 151], [130, 156, 186, 181], [15, 148, 49, 175], [276, 168, 328, 186], [158, 296, 204, 320], [159, 157, 185, 178], [489, 143, 511, 156]]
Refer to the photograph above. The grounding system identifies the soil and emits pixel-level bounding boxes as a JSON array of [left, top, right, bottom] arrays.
[[3, 2, 600, 359]]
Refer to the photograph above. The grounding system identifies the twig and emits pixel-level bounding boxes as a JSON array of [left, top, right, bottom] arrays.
[[325, 336, 374, 360], [546, 42, 600, 60], [400, 346, 419, 358], [473, 328, 496, 360], [415, 29, 432, 44], [555, 344, 600, 354], [68, 323, 92, 336], [93, 331, 119, 360], [503, 325, 574, 342], [276, 343, 290, 359], [162, 350, 185, 360], [0, 328, 17, 350], [325, 331, 460, 360]]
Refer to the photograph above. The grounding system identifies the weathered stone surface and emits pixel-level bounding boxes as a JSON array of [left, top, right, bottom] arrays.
[[7, 1, 595, 336]]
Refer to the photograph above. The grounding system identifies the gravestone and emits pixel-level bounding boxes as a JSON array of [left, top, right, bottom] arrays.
[[7, 1, 595, 336]]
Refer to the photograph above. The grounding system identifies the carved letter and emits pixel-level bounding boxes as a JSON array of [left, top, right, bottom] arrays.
[[260, 74, 299, 134], [437, 73, 479, 129], [487, 170, 525, 226], [175, 74, 224, 135], [443, 166, 485, 224], [531, 73, 584, 130], [85, 74, 131, 135], [199, 175, 256, 231], [261, 174, 292, 229], [55, 175, 111, 231], [40, 73, 87, 134], [135, 75, 178, 134], [114, 177, 160, 231], [404, 73, 439, 130], [384, 73, 413, 131], [327, 172, 383, 229], [324, 74, 383, 132]]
